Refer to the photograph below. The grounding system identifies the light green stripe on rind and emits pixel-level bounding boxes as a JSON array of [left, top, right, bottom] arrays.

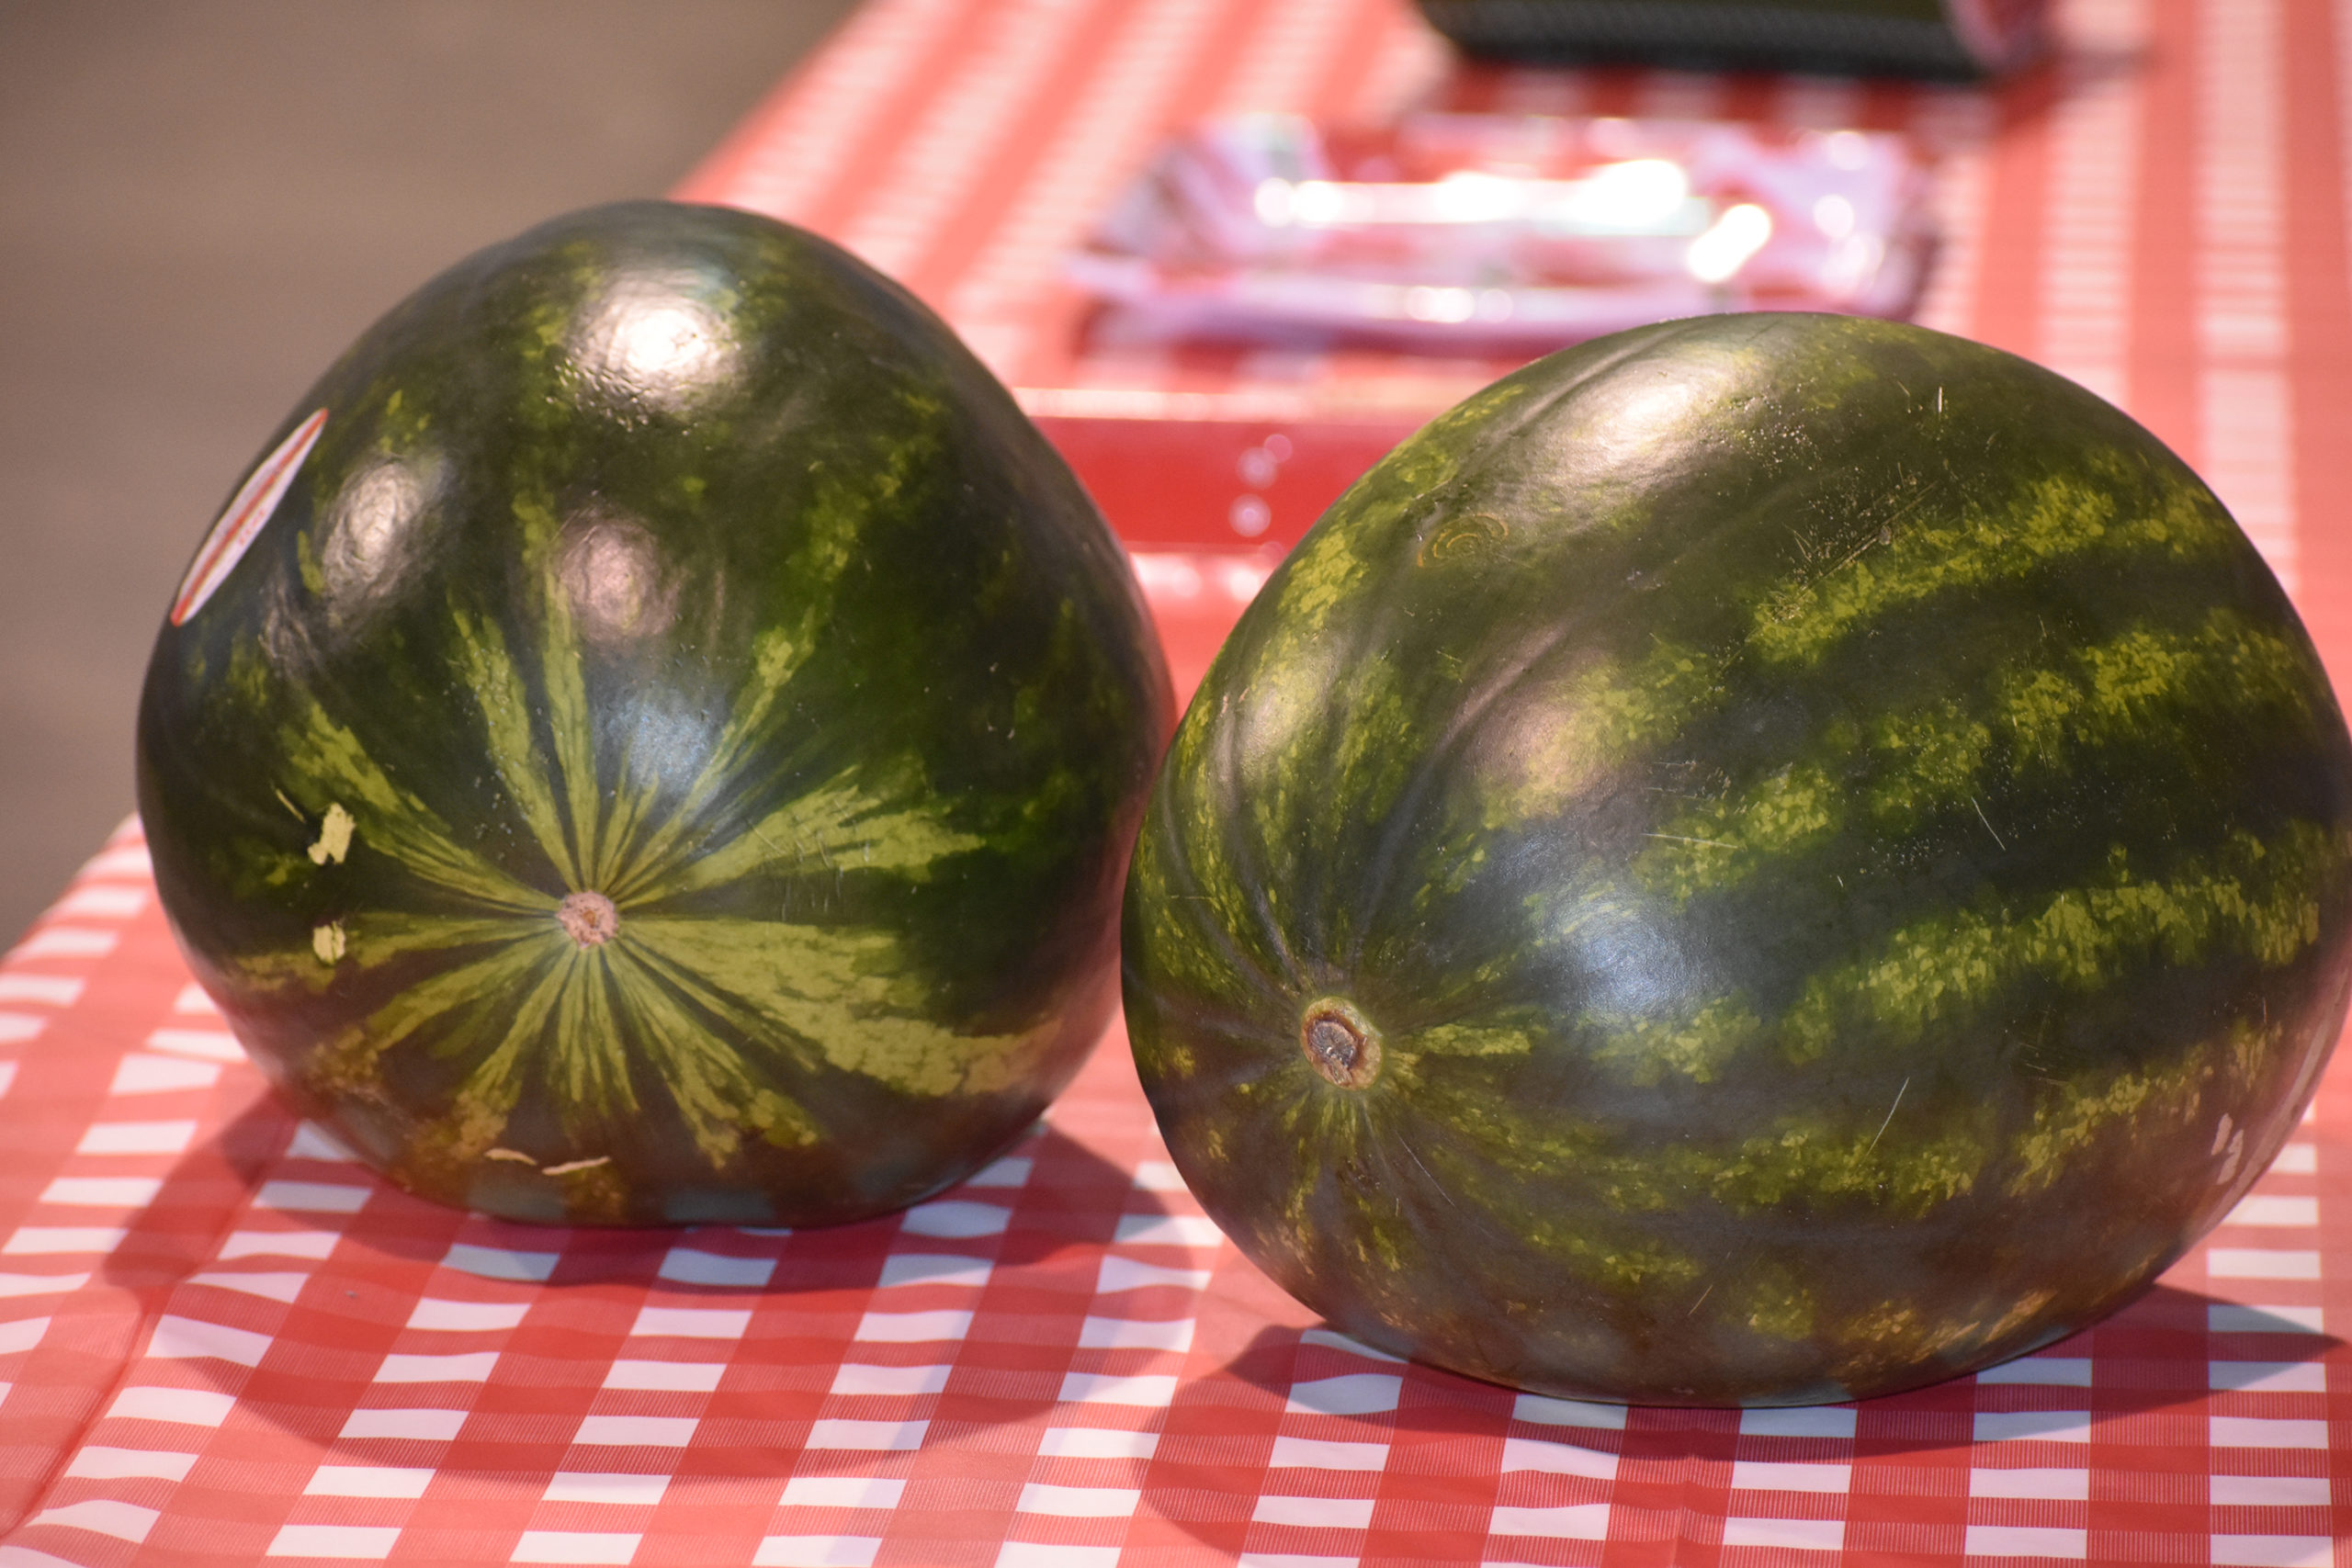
[[259, 563, 1013, 1174], [256, 659, 548, 916], [438, 951, 575, 1158], [596, 417, 942, 904], [1124, 819, 1289, 1041], [648, 762, 982, 903], [1577, 821, 2340, 1089], [1205, 379, 1530, 964], [1328, 1004, 2277, 1278], [1659, 1115, 1989, 1217], [1747, 459, 2235, 668], [306, 928, 568, 1104], [254, 392, 1021, 1166], [227, 910, 537, 993], [1140, 724, 1314, 1005], [1476, 638, 1726, 829], [510, 496, 608, 890], [1263, 1091, 1411, 1279], [606, 944, 822, 1156], [1635, 610, 2324, 904], [300, 896, 1034, 1169], [1604, 1006, 2269, 1216], [288, 899, 1035, 1171], [548, 951, 636, 1123], [1408, 1017, 1543, 1061], [1634, 763, 1841, 908], [499, 403, 914, 898], [1471, 461, 2244, 838], [1586, 998, 1765, 1088], [449, 603, 580, 889], [1366, 1096, 1710, 1297], [601, 627, 811, 904], [1782, 821, 2341, 1061], [2002, 1016, 2273, 1196], [601, 942, 798, 1164], [622, 915, 1043, 1098], [1159, 436, 1535, 987], [1998, 612, 2313, 773]]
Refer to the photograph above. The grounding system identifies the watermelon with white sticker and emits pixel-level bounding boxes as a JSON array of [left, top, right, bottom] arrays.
[[170, 409, 327, 625], [137, 202, 1171, 1226]]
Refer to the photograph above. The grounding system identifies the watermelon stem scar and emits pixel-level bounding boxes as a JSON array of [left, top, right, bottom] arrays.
[[557, 891, 620, 947], [1301, 998, 1382, 1089]]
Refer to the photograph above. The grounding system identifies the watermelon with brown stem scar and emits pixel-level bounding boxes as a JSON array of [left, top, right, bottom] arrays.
[[139, 201, 1171, 1227], [1122, 312, 2352, 1405]]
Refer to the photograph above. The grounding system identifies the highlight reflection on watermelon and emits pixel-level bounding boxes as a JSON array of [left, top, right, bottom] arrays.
[[139, 201, 1171, 1228], [1124, 313, 2352, 1406]]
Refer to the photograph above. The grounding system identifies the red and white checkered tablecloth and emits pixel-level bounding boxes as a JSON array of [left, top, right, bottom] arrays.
[[1, 818, 2348, 1568], [9, 0, 2352, 1563]]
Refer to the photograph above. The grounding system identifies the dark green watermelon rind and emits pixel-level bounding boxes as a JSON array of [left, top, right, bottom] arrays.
[[1123, 313, 2352, 1405], [139, 203, 1170, 1226]]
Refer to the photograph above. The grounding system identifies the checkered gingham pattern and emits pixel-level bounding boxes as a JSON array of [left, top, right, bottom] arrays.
[[9, 0, 2352, 1563]]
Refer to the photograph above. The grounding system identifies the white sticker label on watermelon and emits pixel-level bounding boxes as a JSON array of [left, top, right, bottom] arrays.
[[170, 408, 328, 626]]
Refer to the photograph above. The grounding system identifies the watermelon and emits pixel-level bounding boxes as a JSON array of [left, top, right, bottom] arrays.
[[1122, 313, 2352, 1405], [137, 201, 1171, 1227]]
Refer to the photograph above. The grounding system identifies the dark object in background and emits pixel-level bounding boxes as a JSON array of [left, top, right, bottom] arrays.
[[1418, 0, 2049, 78]]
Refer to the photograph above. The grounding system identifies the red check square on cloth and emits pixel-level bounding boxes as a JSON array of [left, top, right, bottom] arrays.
[[8, 0, 2352, 1562]]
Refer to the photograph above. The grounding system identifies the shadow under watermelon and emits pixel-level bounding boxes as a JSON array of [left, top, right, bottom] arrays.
[[1121, 1286, 2339, 1560], [96, 1095, 1174, 1472]]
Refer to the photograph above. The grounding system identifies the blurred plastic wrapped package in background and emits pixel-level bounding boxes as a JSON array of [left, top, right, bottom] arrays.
[[1068, 112, 1935, 352]]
